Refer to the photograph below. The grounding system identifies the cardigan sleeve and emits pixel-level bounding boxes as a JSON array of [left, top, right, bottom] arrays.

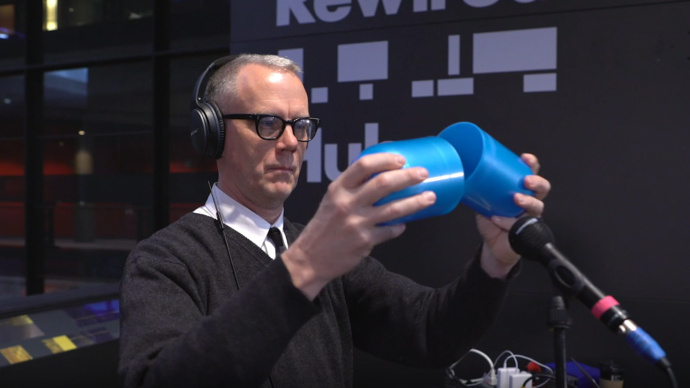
[[342, 253, 519, 368], [118, 253, 318, 388]]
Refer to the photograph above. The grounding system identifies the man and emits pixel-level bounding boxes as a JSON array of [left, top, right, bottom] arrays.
[[119, 54, 551, 388]]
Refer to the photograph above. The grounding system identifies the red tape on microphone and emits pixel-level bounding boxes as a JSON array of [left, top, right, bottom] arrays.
[[591, 295, 619, 319]]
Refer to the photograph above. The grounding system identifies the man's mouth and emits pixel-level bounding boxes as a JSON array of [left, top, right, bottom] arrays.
[[267, 165, 295, 172]]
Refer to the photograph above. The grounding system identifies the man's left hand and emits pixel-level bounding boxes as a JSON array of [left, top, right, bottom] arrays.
[[477, 153, 551, 279]]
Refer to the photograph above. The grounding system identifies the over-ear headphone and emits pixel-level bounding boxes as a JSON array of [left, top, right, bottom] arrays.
[[190, 55, 238, 159]]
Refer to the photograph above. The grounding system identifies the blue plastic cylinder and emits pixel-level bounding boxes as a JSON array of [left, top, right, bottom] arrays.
[[357, 136, 465, 225], [438, 122, 534, 218]]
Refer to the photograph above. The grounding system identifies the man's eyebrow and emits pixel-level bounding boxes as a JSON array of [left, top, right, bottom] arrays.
[[255, 112, 284, 116], [255, 113, 312, 119]]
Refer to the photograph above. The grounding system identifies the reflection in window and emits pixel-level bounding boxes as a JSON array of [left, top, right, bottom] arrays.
[[44, 65, 151, 136], [0, 75, 25, 299], [170, 0, 229, 50], [42, 0, 153, 63], [0, 76, 24, 138], [42, 63, 153, 293], [45, 68, 89, 102], [0, 4, 16, 37], [0, 2, 23, 69], [42, 0, 154, 31], [45, 0, 58, 31]]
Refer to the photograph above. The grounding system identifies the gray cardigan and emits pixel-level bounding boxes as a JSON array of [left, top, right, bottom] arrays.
[[119, 213, 516, 388]]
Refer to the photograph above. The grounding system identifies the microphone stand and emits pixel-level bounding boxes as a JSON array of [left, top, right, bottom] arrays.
[[547, 295, 571, 388], [510, 217, 677, 388]]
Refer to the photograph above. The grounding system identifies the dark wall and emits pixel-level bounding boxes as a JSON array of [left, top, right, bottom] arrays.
[[231, 1, 690, 387]]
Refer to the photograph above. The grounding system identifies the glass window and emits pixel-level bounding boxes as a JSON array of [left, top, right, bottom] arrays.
[[0, 75, 25, 299], [170, 0, 229, 51], [169, 54, 221, 222], [0, 2, 24, 70], [0, 74, 23, 137], [43, 0, 153, 64], [42, 62, 153, 293]]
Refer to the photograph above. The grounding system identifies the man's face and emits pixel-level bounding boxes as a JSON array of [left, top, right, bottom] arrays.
[[217, 64, 309, 211]]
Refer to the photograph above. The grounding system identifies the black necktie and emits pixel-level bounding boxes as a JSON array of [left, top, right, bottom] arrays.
[[267, 227, 285, 255]]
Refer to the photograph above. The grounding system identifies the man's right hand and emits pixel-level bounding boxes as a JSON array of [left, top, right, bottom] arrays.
[[281, 153, 436, 300]]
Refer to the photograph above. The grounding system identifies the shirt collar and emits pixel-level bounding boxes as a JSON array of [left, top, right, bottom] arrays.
[[204, 183, 285, 249]]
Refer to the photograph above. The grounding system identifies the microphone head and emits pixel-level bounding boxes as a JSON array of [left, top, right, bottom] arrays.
[[508, 216, 556, 259]]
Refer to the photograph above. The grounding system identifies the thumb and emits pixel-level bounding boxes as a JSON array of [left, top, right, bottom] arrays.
[[490, 215, 517, 232]]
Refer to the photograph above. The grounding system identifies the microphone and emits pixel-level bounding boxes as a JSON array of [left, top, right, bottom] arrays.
[[508, 217, 670, 370]]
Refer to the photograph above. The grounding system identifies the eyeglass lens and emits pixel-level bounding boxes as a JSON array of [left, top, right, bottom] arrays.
[[257, 116, 315, 140]]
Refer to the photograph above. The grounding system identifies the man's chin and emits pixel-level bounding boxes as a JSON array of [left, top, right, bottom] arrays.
[[265, 183, 296, 201]]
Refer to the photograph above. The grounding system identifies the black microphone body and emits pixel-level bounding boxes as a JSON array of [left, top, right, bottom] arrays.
[[531, 241, 630, 332], [508, 217, 669, 369], [508, 217, 630, 332]]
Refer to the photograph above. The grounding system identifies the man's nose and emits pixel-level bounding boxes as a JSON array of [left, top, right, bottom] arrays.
[[277, 125, 299, 149]]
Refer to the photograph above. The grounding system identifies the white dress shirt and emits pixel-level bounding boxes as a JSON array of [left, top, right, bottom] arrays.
[[193, 183, 288, 259]]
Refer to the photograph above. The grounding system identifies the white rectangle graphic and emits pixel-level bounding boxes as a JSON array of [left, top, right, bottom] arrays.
[[473, 27, 557, 74], [338, 41, 388, 82], [431, 0, 445, 10], [364, 123, 379, 149], [448, 35, 460, 76], [437, 78, 473, 96], [278, 48, 304, 80], [359, 83, 373, 100], [311, 87, 328, 103], [413, 0, 427, 12], [411, 80, 434, 97], [523, 73, 557, 93]]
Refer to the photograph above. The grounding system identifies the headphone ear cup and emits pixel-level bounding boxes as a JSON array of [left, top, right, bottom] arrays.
[[190, 102, 225, 159], [207, 101, 226, 159], [190, 107, 210, 156], [190, 56, 237, 159]]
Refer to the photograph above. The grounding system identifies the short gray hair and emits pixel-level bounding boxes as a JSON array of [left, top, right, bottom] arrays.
[[204, 54, 303, 108]]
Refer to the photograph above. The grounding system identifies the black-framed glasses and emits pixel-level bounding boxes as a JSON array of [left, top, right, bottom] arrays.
[[222, 114, 320, 142]]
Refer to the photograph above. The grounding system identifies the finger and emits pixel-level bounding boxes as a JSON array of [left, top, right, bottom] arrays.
[[521, 153, 540, 175], [369, 190, 436, 225], [524, 175, 551, 201], [357, 167, 429, 206], [369, 223, 407, 245], [490, 215, 518, 232], [339, 153, 406, 189], [514, 193, 544, 217]]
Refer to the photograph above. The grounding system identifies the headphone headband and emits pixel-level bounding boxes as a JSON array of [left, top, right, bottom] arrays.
[[190, 55, 237, 112]]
